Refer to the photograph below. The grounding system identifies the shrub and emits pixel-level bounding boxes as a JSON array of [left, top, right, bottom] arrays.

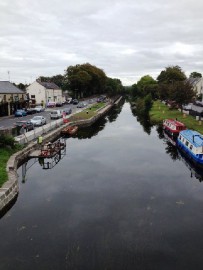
[[0, 134, 15, 148]]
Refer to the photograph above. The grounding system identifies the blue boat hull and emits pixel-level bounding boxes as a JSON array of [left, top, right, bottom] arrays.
[[177, 139, 203, 166]]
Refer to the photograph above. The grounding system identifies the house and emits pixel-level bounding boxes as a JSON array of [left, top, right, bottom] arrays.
[[26, 80, 63, 107], [0, 81, 27, 117], [188, 77, 203, 98]]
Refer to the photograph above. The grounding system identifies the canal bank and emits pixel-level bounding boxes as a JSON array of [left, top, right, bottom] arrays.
[[0, 97, 122, 211]]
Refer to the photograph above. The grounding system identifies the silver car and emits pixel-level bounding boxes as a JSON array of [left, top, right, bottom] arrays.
[[30, 116, 46, 126]]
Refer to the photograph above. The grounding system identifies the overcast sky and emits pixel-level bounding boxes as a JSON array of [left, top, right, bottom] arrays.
[[0, 0, 203, 86]]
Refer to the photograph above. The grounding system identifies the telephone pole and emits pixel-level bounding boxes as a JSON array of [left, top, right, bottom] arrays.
[[8, 71, 10, 81]]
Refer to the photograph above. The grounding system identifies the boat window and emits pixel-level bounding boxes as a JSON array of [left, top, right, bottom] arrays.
[[185, 141, 189, 146], [190, 145, 193, 150], [179, 135, 182, 140]]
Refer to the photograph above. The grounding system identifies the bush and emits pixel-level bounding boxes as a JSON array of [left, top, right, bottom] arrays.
[[0, 134, 15, 148]]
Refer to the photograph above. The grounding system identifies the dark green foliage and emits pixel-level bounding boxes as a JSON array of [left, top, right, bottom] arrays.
[[189, 72, 202, 78], [65, 63, 107, 98], [105, 78, 123, 96], [157, 65, 195, 106], [157, 65, 186, 84], [0, 134, 15, 148], [169, 80, 195, 109], [135, 94, 153, 116], [131, 75, 158, 99]]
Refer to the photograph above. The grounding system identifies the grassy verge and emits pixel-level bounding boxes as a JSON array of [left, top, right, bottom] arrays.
[[69, 102, 106, 121], [150, 100, 203, 134], [0, 148, 19, 187]]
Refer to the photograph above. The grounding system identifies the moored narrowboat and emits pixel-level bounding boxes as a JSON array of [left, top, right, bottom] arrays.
[[163, 119, 186, 136], [177, 130, 203, 166]]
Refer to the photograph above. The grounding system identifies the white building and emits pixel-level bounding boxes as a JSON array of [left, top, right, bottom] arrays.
[[188, 77, 203, 97], [26, 80, 63, 107]]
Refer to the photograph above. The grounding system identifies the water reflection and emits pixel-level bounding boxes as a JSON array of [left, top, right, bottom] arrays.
[[178, 149, 203, 182], [77, 103, 124, 139], [130, 105, 152, 135], [1, 101, 203, 269], [21, 140, 67, 183]]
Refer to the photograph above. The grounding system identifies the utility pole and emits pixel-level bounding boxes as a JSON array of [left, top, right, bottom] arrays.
[[8, 71, 10, 81]]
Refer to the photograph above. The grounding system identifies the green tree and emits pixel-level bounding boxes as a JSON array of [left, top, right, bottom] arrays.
[[157, 65, 186, 84], [189, 72, 202, 78], [105, 78, 123, 96], [64, 63, 107, 98], [169, 80, 195, 110], [136, 75, 158, 98]]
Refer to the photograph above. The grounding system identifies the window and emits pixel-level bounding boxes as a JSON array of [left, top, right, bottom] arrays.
[[185, 141, 189, 146], [31, 95, 35, 99], [190, 145, 193, 150]]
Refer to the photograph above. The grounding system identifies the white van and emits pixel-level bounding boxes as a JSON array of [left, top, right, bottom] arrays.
[[50, 110, 63, 120]]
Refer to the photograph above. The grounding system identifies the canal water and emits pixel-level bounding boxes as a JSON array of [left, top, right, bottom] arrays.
[[1, 101, 203, 270]]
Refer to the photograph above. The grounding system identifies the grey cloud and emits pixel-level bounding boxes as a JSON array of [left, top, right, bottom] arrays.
[[0, 0, 203, 84]]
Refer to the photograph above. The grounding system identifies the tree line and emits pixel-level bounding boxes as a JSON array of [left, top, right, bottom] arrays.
[[36, 63, 124, 98], [130, 66, 202, 110]]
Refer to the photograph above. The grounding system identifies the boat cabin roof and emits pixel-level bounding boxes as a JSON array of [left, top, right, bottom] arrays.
[[179, 130, 203, 147], [165, 119, 186, 127]]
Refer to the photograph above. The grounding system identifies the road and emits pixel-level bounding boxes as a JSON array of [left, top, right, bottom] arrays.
[[0, 104, 78, 130], [0, 98, 98, 130]]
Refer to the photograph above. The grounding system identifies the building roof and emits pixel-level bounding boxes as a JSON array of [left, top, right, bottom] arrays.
[[37, 80, 60, 89], [180, 129, 203, 147], [187, 77, 202, 86], [0, 81, 24, 94]]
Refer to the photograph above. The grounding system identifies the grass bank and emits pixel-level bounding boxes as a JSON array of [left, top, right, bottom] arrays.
[[69, 102, 106, 121], [150, 100, 203, 134], [0, 148, 20, 187]]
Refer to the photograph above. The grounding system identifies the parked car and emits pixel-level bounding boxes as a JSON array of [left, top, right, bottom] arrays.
[[15, 120, 34, 133], [14, 109, 27, 117], [34, 106, 45, 112], [72, 99, 79, 105], [97, 95, 106, 103], [47, 102, 56, 108], [25, 108, 36, 115], [56, 102, 63, 107], [50, 110, 63, 119], [62, 108, 72, 115], [77, 102, 87, 108], [30, 116, 46, 126], [183, 103, 192, 110], [88, 99, 95, 104]]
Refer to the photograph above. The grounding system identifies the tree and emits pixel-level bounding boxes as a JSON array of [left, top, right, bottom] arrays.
[[157, 65, 186, 84], [105, 78, 123, 96], [64, 63, 107, 98], [169, 80, 195, 110], [189, 72, 202, 78], [136, 75, 158, 98]]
